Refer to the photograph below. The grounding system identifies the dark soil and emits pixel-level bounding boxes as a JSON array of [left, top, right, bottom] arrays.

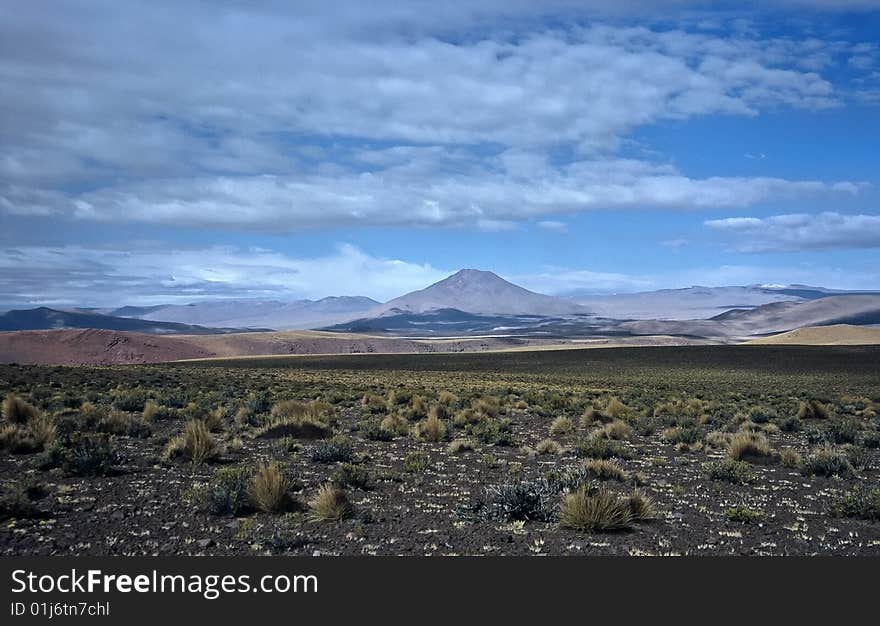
[[1, 345, 879, 556]]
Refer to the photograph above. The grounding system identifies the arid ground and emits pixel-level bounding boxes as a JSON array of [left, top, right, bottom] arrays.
[[1, 345, 879, 556]]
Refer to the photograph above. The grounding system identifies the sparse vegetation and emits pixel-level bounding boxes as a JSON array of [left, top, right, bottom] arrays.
[[308, 484, 352, 521], [2, 345, 878, 555], [559, 487, 633, 532]]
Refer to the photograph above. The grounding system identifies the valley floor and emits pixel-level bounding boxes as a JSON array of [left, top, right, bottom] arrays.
[[1, 346, 879, 556]]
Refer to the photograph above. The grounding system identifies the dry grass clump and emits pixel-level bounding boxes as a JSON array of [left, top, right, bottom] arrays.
[[560, 487, 633, 532], [164, 419, 221, 465], [780, 448, 802, 468], [257, 400, 332, 440], [604, 397, 629, 419], [412, 413, 447, 442], [549, 416, 574, 435], [437, 391, 459, 406], [536, 439, 563, 455], [308, 483, 352, 521], [797, 399, 829, 420], [581, 407, 602, 426], [2, 394, 39, 425], [473, 396, 501, 418], [453, 408, 482, 427], [727, 431, 776, 464], [801, 445, 854, 477], [584, 458, 628, 482], [591, 420, 632, 441], [379, 412, 409, 436], [0, 398, 56, 453], [250, 462, 292, 513], [626, 489, 656, 521], [447, 439, 476, 454], [704, 430, 732, 449]]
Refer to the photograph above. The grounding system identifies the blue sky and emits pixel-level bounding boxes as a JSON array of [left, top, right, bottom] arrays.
[[1, 0, 879, 306]]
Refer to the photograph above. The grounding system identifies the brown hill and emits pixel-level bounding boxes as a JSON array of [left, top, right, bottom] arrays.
[[0, 329, 213, 365], [746, 324, 880, 346]]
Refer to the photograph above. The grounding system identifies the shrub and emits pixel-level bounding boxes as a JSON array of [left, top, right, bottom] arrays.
[[467, 418, 514, 446], [535, 439, 562, 455], [726, 505, 764, 524], [412, 413, 447, 442], [705, 430, 731, 449], [550, 416, 573, 436], [410, 396, 429, 420], [28, 414, 57, 448], [826, 419, 860, 445], [560, 487, 632, 532], [474, 396, 501, 417], [778, 416, 802, 432], [604, 397, 629, 419], [704, 459, 754, 484], [98, 411, 151, 438], [748, 406, 777, 424], [1, 394, 39, 424], [438, 391, 459, 406], [65, 434, 118, 476], [797, 400, 829, 420], [379, 413, 409, 436], [592, 420, 632, 441], [801, 446, 854, 478], [575, 437, 631, 460], [863, 431, 880, 449], [250, 462, 292, 513], [331, 463, 372, 490], [831, 487, 880, 520], [0, 482, 41, 521], [403, 451, 430, 473], [626, 489, 656, 521], [308, 484, 352, 521], [164, 420, 221, 465], [780, 448, 802, 468], [727, 431, 775, 464], [447, 439, 476, 454], [359, 418, 394, 441], [112, 388, 147, 412], [143, 401, 175, 422], [257, 411, 331, 440], [310, 436, 354, 464], [478, 480, 557, 522], [661, 425, 703, 445], [584, 458, 628, 482], [199, 467, 252, 516]]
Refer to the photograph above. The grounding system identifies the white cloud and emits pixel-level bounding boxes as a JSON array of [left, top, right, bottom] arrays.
[[7, 158, 861, 230], [0, 5, 872, 231], [538, 220, 568, 232], [706, 212, 880, 251], [0, 243, 448, 307]]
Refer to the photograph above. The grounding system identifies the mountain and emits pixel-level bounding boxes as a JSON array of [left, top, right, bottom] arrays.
[[376, 269, 588, 316], [746, 325, 880, 346], [567, 284, 872, 320], [0, 307, 255, 335], [709, 295, 880, 335], [113, 296, 380, 331]]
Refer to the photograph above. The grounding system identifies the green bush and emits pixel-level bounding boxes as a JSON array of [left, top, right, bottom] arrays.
[[198, 467, 252, 516]]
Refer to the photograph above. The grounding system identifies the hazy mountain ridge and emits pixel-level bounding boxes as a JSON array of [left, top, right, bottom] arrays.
[[0, 307, 258, 335]]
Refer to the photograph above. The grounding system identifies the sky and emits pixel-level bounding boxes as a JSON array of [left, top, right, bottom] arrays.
[[1, 0, 879, 307]]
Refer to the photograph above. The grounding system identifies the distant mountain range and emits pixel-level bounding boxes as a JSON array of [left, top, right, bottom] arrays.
[[0, 307, 261, 335], [105, 296, 380, 331], [2, 270, 879, 341]]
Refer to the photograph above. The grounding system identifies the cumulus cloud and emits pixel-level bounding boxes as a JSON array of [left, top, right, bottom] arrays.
[[706, 212, 880, 252], [6, 159, 861, 230], [0, 2, 873, 230], [0, 244, 448, 307]]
